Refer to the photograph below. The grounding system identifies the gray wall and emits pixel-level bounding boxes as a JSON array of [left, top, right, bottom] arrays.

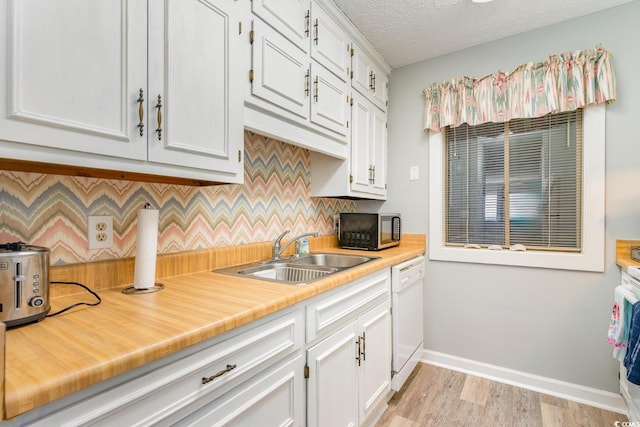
[[364, 0, 640, 393]]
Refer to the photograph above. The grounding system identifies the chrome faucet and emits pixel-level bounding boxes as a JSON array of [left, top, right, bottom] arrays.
[[272, 230, 318, 260]]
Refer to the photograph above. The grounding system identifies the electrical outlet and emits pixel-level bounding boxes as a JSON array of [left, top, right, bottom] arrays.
[[88, 215, 113, 249]]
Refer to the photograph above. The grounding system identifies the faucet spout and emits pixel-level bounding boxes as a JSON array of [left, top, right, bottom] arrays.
[[272, 229, 290, 260], [272, 231, 318, 260]]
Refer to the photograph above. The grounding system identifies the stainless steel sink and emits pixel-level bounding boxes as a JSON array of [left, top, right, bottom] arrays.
[[290, 253, 377, 268], [214, 253, 378, 285]]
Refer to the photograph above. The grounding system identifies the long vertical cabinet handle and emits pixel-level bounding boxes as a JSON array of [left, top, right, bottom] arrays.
[[355, 336, 362, 366], [305, 10, 310, 37], [371, 165, 375, 184], [361, 332, 366, 361], [371, 73, 376, 91], [314, 76, 318, 102], [136, 88, 144, 136], [305, 69, 310, 97], [155, 95, 163, 140], [314, 19, 318, 45]]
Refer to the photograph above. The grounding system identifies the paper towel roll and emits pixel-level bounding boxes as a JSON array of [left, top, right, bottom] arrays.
[[133, 206, 159, 289]]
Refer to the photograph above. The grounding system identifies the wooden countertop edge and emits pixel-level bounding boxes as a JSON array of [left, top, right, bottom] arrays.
[[4, 237, 426, 419], [617, 239, 640, 270]]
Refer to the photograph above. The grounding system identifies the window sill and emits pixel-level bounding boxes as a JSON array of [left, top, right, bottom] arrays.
[[428, 245, 604, 272]]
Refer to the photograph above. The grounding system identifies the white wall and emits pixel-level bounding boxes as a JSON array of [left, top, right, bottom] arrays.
[[366, 0, 640, 393]]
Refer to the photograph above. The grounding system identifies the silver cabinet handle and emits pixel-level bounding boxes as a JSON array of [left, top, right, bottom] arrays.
[[361, 332, 366, 361], [305, 69, 310, 97], [314, 19, 318, 45], [305, 10, 310, 37], [314, 76, 319, 102]]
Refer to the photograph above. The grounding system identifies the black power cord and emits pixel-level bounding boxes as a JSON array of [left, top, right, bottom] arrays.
[[47, 281, 102, 317]]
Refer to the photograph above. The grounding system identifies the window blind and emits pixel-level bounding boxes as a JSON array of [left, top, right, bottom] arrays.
[[445, 109, 583, 251]]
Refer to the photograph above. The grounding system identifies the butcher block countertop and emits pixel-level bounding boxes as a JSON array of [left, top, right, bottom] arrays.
[[3, 235, 425, 420]]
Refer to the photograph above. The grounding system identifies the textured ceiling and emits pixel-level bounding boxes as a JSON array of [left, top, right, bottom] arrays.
[[332, 0, 636, 69]]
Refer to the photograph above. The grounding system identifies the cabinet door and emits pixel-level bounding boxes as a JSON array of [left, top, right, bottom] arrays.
[[0, 0, 147, 160], [310, 63, 349, 138], [370, 107, 387, 195], [250, 18, 310, 120], [307, 323, 358, 427], [350, 93, 386, 198], [351, 46, 388, 112], [350, 94, 373, 194], [371, 71, 388, 112], [358, 302, 391, 423], [252, 0, 310, 53], [147, 0, 243, 178], [310, 1, 350, 82]]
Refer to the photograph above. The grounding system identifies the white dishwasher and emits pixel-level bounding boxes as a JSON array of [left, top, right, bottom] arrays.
[[391, 255, 425, 391]]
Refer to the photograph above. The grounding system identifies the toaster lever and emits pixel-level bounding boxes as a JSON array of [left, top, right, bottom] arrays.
[[14, 262, 23, 308]]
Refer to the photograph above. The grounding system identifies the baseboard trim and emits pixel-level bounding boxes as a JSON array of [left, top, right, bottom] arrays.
[[422, 350, 627, 415]]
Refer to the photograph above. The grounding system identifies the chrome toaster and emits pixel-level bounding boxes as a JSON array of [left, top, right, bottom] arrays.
[[0, 242, 51, 327]]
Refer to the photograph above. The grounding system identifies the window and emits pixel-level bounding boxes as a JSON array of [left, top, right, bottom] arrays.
[[445, 110, 582, 252], [428, 104, 605, 272]]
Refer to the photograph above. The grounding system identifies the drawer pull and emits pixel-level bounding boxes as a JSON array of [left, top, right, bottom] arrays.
[[202, 364, 237, 384]]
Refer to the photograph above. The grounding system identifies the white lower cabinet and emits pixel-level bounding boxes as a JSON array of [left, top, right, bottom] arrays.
[[5, 270, 392, 427], [306, 269, 392, 427], [307, 301, 391, 427], [6, 308, 304, 427]]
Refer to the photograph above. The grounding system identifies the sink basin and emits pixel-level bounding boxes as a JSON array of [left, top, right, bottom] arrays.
[[290, 253, 377, 268], [237, 263, 338, 284], [214, 253, 378, 285]]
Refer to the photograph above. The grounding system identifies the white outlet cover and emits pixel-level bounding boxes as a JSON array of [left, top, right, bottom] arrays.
[[88, 215, 113, 249], [409, 166, 419, 181]]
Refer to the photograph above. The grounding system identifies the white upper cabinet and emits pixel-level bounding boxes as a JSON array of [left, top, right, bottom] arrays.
[[352, 44, 389, 111], [310, 0, 351, 83], [245, 0, 351, 159], [310, 91, 387, 200], [250, 18, 310, 120], [349, 93, 387, 198], [251, 0, 310, 53], [0, 0, 243, 184], [310, 62, 350, 138], [0, 0, 148, 159], [147, 0, 243, 176]]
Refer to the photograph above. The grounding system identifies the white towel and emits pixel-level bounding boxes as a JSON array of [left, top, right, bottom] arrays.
[[607, 285, 636, 361]]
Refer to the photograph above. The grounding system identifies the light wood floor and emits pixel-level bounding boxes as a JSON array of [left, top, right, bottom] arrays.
[[376, 363, 627, 427]]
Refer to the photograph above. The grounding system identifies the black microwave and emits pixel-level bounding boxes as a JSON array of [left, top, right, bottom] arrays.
[[339, 213, 401, 250]]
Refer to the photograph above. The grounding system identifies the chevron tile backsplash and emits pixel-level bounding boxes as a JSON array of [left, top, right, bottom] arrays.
[[0, 132, 354, 264]]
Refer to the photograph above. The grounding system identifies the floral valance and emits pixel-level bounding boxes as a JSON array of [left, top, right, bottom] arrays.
[[423, 44, 616, 132]]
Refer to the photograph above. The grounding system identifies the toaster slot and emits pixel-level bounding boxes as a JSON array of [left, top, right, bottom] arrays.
[[15, 261, 23, 309]]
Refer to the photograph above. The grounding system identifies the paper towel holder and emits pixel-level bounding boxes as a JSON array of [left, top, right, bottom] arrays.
[[123, 203, 165, 295], [122, 283, 164, 294]]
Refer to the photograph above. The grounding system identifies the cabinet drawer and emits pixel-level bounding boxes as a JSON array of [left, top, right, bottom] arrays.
[[306, 269, 389, 343], [175, 354, 305, 426], [25, 308, 304, 426]]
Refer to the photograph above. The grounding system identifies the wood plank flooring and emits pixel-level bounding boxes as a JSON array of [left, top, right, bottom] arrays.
[[376, 363, 627, 427]]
